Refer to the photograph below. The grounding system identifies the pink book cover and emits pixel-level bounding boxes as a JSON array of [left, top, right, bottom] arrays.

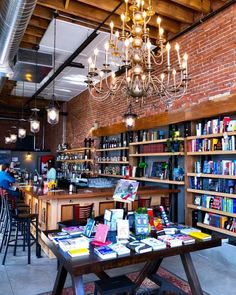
[[94, 224, 109, 244]]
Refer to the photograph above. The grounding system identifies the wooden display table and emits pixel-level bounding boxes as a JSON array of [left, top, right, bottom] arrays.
[[42, 230, 221, 295], [22, 185, 179, 231]]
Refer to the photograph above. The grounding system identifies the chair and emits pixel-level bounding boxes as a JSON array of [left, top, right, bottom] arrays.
[[138, 196, 152, 208], [94, 275, 136, 295], [0, 193, 41, 265], [58, 203, 94, 229]]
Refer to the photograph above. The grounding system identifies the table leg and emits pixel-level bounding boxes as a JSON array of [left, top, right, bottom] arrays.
[[134, 259, 162, 287], [181, 253, 204, 295], [72, 275, 85, 295], [52, 263, 67, 295]]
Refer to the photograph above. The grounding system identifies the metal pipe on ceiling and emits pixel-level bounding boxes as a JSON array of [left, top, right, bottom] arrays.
[[0, 0, 37, 76]]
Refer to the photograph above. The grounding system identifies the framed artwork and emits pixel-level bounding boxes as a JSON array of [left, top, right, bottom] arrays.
[[150, 161, 168, 179]]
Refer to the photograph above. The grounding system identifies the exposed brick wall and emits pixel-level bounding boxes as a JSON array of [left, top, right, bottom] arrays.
[[67, 4, 236, 147]]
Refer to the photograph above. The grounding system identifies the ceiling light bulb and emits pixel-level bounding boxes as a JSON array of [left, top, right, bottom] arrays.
[[88, 57, 92, 64], [94, 48, 99, 56], [18, 128, 26, 139], [175, 43, 180, 52], [160, 28, 164, 36], [47, 107, 59, 125], [121, 13, 125, 21], [5, 136, 11, 144], [10, 133, 17, 143], [110, 21, 114, 29], [183, 53, 188, 61], [157, 16, 161, 25], [30, 119, 40, 133], [104, 42, 109, 51], [161, 73, 165, 81]]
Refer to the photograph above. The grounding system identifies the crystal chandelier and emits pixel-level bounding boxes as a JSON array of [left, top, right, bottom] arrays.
[[86, 0, 190, 107]]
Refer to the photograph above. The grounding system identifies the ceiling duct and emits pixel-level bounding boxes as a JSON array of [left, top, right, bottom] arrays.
[[0, 0, 37, 77], [12, 48, 53, 83]]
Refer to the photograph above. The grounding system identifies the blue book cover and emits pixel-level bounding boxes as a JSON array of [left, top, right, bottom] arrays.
[[83, 218, 95, 237]]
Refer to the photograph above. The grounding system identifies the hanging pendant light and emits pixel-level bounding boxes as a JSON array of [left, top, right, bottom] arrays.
[[18, 82, 26, 138], [123, 103, 137, 129], [29, 46, 40, 133], [5, 135, 12, 144], [10, 126, 17, 143], [47, 12, 59, 125], [30, 108, 40, 133]]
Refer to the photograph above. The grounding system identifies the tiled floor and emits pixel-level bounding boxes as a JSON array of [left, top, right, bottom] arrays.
[[0, 236, 236, 295]]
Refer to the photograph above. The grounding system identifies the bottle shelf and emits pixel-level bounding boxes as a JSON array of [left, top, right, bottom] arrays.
[[129, 176, 185, 185], [56, 147, 94, 153], [130, 152, 184, 157], [197, 222, 236, 238], [97, 161, 129, 164], [187, 173, 236, 179], [187, 131, 236, 140], [129, 138, 185, 146], [96, 147, 129, 152], [57, 159, 93, 163], [187, 204, 236, 218], [187, 150, 236, 155], [187, 188, 236, 199], [98, 174, 125, 178]]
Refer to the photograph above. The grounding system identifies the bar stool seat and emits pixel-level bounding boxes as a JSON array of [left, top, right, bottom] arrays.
[[94, 275, 136, 295]]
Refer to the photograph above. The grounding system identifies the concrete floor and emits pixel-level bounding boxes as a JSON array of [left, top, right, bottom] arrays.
[[0, 236, 235, 295]]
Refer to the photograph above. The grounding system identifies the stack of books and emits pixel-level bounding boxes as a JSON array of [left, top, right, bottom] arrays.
[[58, 236, 90, 257]]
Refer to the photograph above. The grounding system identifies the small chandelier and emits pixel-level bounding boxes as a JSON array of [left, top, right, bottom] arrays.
[[124, 103, 137, 128], [18, 125, 26, 139], [47, 12, 59, 125], [30, 108, 40, 133], [86, 0, 190, 107]]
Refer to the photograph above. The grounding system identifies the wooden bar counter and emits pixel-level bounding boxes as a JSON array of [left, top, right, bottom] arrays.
[[22, 185, 179, 231]]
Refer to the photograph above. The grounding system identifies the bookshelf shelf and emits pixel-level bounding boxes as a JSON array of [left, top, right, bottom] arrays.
[[130, 152, 185, 157], [187, 173, 236, 179], [97, 161, 129, 164], [98, 174, 124, 178], [56, 147, 94, 153], [57, 159, 93, 163], [186, 131, 236, 140], [187, 151, 236, 155], [186, 188, 236, 199], [129, 176, 185, 185], [129, 138, 185, 146], [187, 204, 236, 218], [197, 222, 236, 238], [96, 147, 129, 152]]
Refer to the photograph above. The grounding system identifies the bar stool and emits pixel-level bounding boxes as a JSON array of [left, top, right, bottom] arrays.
[[94, 275, 136, 295], [0, 194, 41, 265]]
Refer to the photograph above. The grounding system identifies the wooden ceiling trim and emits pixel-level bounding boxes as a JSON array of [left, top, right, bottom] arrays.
[[33, 5, 54, 20], [19, 42, 35, 49], [170, 0, 211, 13], [25, 26, 46, 38], [29, 16, 50, 30], [22, 34, 40, 45]]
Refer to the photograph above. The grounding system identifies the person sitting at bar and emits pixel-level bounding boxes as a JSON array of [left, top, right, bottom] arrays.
[[46, 160, 56, 182], [0, 163, 20, 198]]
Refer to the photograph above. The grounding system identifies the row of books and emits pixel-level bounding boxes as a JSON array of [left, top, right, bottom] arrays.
[[204, 213, 236, 232], [189, 177, 235, 194], [194, 160, 236, 176], [195, 117, 235, 136], [194, 195, 236, 213], [141, 143, 165, 153], [188, 136, 236, 152]]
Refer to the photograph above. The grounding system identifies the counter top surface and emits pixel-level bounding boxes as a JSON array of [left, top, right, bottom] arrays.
[[22, 185, 180, 201]]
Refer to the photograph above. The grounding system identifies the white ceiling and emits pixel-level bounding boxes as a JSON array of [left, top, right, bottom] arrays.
[[12, 19, 119, 102]]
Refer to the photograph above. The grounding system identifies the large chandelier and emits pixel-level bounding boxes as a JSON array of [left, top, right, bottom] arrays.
[[86, 0, 190, 107]]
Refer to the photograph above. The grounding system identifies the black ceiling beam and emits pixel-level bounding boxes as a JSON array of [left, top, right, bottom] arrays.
[[24, 1, 123, 107]]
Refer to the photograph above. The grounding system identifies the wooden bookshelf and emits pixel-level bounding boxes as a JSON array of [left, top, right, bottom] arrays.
[[129, 176, 185, 185], [96, 147, 129, 152], [187, 173, 236, 179], [56, 147, 94, 153], [187, 151, 236, 155], [187, 131, 236, 140], [129, 138, 185, 146], [197, 222, 236, 238], [130, 152, 185, 157], [57, 159, 93, 163], [186, 188, 236, 199], [187, 204, 236, 218], [97, 161, 129, 164]]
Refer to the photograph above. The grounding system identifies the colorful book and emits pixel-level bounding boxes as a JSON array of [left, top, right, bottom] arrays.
[[83, 219, 95, 238], [127, 241, 152, 253], [94, 246, 117, 259], [117, 219, 130, 240], [109, 243, 130, 255], [58, 236, 90, 252], [180, 227, 201, 235], [48, 232, 70, 242], [141, 237, 166, 250], [105, 209, 124, 231], [173, 234, 195, 245], [67, 248, 90, 257], [61, 226, 84, 236], [93, 223, 109, 244], [188, 231, 211, 241], [134, 213, 149, 236], [157, 235, 182, 248]]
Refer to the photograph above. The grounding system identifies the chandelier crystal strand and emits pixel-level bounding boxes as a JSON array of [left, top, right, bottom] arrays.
[[86, 0, 190, 106]]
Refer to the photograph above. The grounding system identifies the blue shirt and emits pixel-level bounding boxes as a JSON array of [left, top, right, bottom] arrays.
[[0, 171, 16, 190]]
